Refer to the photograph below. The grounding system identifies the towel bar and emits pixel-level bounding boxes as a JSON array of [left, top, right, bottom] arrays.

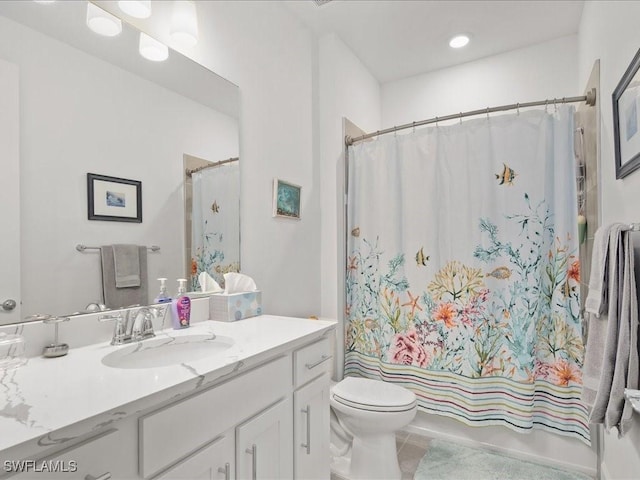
[[76, 244, 160, 252], [624, 389, 640, 413]]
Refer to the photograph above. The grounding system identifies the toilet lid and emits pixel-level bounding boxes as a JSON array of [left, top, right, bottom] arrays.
[[332, 377, 416, 412]]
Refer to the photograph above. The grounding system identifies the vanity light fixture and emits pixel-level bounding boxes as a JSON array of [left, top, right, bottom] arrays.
[[170, 0, 198, 49], [86, 2, 122, 37], [449, 34, 470, 49], [139, 32, 169, 62], [117, 0, 152, 19], [33, 1, 56, 4]]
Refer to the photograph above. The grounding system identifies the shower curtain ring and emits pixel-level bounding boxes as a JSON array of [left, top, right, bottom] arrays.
[[435, 116, 439, 127], [545, 100, 548, 113], [459, 112, 463, 125], [412, 121, 416, 133], [486, 107, 490, 119], [516, 103, 520, 115]]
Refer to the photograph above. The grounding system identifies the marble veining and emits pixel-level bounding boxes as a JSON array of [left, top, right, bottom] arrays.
[[0, 315, 335, 454]]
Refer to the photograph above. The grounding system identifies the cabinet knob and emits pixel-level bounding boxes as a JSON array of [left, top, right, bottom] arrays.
[[84, 473, 111, 480], [301, 405, 311, 454], [305, 354, 331, 370], [217, 462, 230, 480], [245, 444, 257, 480]]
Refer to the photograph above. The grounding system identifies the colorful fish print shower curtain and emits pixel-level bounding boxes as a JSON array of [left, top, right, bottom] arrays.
[[191, 163, 240, 290], [345, 106, 590, 444]]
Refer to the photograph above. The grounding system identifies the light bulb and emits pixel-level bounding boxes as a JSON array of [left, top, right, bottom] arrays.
[[139, 32, 169, 62], [170, 1, 198, 49], [449, 34, 470, 49], [86, 3, 122, 37], [118, 1, 151, 19]]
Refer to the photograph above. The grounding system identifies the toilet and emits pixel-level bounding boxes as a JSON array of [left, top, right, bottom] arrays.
[[330, 377, 417, 480]]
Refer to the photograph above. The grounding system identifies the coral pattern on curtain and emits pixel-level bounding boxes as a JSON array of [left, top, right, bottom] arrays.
[[345, 106, 590, 444], [191, 163, 240, 290]]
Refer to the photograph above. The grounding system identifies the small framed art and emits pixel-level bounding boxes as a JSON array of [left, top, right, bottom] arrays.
[[272, 178, 301, 219], [613, 47, 640, 179], [87, 173, 142, 223]]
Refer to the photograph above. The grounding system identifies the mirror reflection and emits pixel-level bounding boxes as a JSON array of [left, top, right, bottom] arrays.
[[0, 1, 240, 324]]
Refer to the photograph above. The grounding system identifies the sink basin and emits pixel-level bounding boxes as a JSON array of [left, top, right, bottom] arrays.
[[101, 334, 234, 369]]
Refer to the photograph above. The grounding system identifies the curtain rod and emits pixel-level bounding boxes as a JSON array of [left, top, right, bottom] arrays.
[[185, 157, 239, 177], [345, 88, 597, 146]]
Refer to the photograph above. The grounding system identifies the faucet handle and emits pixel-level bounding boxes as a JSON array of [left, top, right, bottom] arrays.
[[99, 314, 127, 345], [140, 311, 156, 339]]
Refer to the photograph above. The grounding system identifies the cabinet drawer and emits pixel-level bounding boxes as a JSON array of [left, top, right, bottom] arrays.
[[140, 355, 290, 478], [293, 338, 331, 388], [9, 429, 127, 480]]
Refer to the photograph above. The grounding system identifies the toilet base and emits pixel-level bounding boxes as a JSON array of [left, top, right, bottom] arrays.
[[350, 432, 401, 480]]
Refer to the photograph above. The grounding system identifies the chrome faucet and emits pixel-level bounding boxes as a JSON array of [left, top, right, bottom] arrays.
[[99, 306, 164, 345]]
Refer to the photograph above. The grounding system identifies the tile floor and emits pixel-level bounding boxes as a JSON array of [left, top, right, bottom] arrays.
[[396, 431, 431, 480]]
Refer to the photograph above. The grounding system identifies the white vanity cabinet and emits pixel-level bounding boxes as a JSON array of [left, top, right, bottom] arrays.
[[293, 338, 332, 480], [237, 398, 293, 479], [154, 432, 235, 480], [1, 321, 335, 480], [8, 424, 138, 480], [140, 355, 291, 479]]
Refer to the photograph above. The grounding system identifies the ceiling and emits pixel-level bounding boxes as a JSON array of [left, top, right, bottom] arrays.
[[283, 0, 584, 83]]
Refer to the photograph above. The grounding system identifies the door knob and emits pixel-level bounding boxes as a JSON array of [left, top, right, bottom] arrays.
[[1, 299, 16, 311]]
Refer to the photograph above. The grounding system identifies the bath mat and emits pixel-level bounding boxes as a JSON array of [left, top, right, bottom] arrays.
[[413, 439, 592, 480]]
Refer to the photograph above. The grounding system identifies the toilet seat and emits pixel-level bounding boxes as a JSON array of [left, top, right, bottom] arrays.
[[332, 377, 416, 412]]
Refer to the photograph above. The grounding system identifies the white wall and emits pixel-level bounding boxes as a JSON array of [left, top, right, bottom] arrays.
[[0, 16, 238, 317], [182, 1, 320, 317], [382, 35, 578, 128], [22, 1, 320, 318], [378, 33, 596, 474], [578, 2, 640, 478], [318, 33, 381, 321]]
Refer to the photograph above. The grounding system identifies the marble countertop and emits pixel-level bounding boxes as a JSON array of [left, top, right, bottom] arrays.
[[0, 315, 336, 455]]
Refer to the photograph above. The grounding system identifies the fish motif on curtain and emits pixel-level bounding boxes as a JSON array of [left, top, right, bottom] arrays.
[[345, 107, 590, 444]]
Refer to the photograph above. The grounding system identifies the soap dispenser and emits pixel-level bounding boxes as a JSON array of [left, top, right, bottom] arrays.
[[171, 278, 191, 329], [154, 277, 172, 304]]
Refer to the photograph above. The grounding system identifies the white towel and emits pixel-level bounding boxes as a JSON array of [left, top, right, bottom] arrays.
[[582, 224, 639, 436], [112, 244, 141, 288], [584, 225, 612, 316]]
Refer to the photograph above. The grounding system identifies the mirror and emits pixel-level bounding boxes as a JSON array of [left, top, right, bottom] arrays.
[[0, 1, 240, 323]]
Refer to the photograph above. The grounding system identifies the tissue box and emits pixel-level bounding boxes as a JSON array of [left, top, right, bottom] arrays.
[[209, 291, 262, 322]]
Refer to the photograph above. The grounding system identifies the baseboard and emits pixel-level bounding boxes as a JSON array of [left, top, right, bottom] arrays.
[[403, 421, 597, 478]]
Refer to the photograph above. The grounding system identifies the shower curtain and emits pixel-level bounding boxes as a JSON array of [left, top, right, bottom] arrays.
[[191, 162, 240, 290], [345, 106, 590, 444]]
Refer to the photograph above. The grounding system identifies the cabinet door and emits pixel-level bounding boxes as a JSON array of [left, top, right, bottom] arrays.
[[294, 374, 330, 480], [236, 398, 293, 480], [155, 432, 234, 480]]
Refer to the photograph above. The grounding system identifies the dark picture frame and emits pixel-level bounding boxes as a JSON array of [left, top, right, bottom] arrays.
[[272, 178, 301, 219], [87, 173, 142, 223], [613, 47, 640, 179]]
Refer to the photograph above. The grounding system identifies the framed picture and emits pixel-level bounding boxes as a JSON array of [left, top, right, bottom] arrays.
[[613, 47, 640, 179], [272, 178, 301, 219], [87, 173, 142, 223]]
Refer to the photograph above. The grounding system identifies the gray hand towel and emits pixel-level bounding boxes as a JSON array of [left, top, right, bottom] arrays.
[[101, 246, 148, 309], [112, 244, 141, 288], [583, 224, 639, 437]]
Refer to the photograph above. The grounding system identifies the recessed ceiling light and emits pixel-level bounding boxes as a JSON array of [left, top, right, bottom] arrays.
[[449, 34, 470, 49]]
